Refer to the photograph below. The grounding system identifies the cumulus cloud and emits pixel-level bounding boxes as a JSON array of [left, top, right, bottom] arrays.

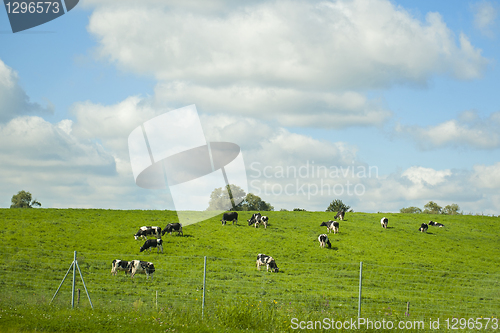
[[396, 110, 500, 150], [83, 0, 489, 129], [87, 0, 488, 88], [155, 83, 391, 128], [471, 1, 498, 37], [0, 59, 54, 123]]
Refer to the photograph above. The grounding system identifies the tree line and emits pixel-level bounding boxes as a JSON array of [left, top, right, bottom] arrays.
[[400, 201, 461, 215]]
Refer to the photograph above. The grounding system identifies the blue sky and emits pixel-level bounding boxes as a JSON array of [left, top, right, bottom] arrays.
[[0, 0, 499, 214]]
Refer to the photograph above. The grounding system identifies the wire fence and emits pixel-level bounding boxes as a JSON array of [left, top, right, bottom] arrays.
[[0, 247, 498, 320]]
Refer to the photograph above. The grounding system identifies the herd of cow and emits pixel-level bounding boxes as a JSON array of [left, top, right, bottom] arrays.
[[110, 210, 445, 279], [110, 223, 183, 279]]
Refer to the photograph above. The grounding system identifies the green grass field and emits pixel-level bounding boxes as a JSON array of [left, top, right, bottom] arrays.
[[0, 208, 498, 332]]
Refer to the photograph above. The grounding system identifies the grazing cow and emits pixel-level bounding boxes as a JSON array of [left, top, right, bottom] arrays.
[[134, 226, 162, 240], [111, 259, 132, 276], [419, 223, 429, 233], [247, 213, 262, 227], [380, 217, 388, 229], [260, 216, 269, 229], [140, 239, 163, 253], [334, 210, 345, 221], [130, 260, 155, 279], [318, 234, 332, 248], [256, 253, 279, 273], [249, 214, 268, 228], [320, 220, 339, 234], [429, 221, 445, 227], [162, 223, 183, 236], [221, 212, 238, 225]]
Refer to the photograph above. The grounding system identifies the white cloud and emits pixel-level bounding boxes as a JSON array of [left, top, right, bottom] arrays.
[[155, 83, 391, 128], [396, 110, 500, 150], [471, 162, 500, 189], [87, 0, 488, 88], [0, 59, 53, 123], [472, 1, 498, 37], [402, 166, 451, 186], [83, 0, 489, 129]]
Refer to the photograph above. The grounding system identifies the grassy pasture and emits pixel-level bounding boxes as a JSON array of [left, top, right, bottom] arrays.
[[0, 208, 498, 332]]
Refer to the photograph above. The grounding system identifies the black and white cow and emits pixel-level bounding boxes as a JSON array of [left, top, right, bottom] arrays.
[[221, 212, 238, 225], [140, 238, 163, 253], [256, 253, 279, 273], [429, 221, 445, 227], [130, 260, 155, 279], [162, 223, 183, 236], [260, 216, 269, 229], [111, 259, 132, 276], [334, 210, 345, 221], [318, 234, 332, 248], [419, 223, 429, 233], [134, 226, 162, 240], [247, 213, 262, 227], [380, 217, 388, 229], [320, 220, 339, 234], [248, 213, 268, 228]]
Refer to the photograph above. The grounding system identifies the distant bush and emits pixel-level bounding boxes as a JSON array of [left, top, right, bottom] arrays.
[[293, 208, 306, 211], [400, 206, 422, 214]]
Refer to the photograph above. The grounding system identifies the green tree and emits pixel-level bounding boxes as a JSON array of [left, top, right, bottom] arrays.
[[207, 184, 246, 211], [293, 208, 306, 211], [240, 193, 274, 211], [443, 203, 460, 215], [326, 199, 350, 213], [423, 201, 442, 214], [400, 206, 422, 214], [10, 190, 41, 208]]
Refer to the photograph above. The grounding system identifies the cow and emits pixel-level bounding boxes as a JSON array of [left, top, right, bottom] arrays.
[[162, 223, 183, 236], [334, 210, 345, 221], [134, 226, 162, 240], [130, 260, 155, 279], [221, 212, 238, 225], [429, 221, 445, 227], [256, 253, 279, 273], [380, 217, 388, 229], [419, 223, 429, 233], [140, 238, 163, 253], [260, 216, 269, 229], [320, 220, 339, 234], [249, 213, 268, 228], [247, 213, 262, 227], [318, 234, 332, 248], [111, 259, 132, 276]]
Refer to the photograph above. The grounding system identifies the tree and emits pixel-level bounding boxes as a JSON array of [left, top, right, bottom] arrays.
[[293, 208, 306, 211], [326, 199, 350, 213], [10, 190, 41, 208], [443, 204, 460, 215], [206, 184, 246, 211], [400, 206, 422, 214], [240, 193, 274, 211], [423, 201, 442, 214]]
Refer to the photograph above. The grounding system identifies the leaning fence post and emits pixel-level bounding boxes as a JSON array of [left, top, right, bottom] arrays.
[[202, 256, 207, 319], [358, 261, 363, 318]]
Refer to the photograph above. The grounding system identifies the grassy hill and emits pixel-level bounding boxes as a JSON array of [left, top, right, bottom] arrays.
[[0, 209, 498, 332]]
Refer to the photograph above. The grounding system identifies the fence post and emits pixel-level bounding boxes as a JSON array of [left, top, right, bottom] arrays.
[[202, 256, 207, 319], [71, 251, 76, 308], [358, 261, 363, 318]]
